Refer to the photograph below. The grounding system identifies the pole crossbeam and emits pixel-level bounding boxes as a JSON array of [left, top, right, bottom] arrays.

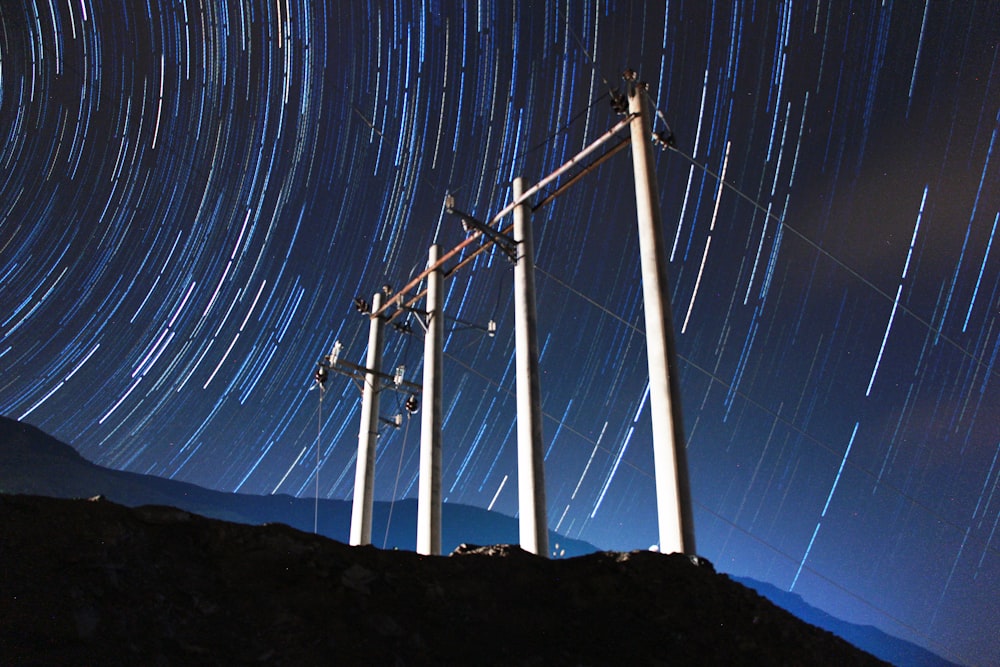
[[531, 136, 631, 212], [322, 356, 422, 393], [369, 113, 638, 324], [438, 136, 633, 286]]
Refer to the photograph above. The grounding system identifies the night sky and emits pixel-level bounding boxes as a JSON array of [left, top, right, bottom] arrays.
[[2, 1, 998, 663]]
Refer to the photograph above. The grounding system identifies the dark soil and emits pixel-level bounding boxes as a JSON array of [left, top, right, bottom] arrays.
[[0, 494, 888, 666]]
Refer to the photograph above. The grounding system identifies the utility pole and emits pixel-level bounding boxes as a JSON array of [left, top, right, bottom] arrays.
[[627, 77, 697, 555], [349, 71, 696, 555], [417, 245, 444, 555], [350, 291, 384, 546], [512, 176, 549, 556]]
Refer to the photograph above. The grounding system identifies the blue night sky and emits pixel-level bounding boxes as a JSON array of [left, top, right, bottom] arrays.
[[2, 2, 998, 664]]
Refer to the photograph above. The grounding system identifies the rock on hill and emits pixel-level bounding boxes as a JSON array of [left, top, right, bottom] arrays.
[[1, 494, 887, 666]]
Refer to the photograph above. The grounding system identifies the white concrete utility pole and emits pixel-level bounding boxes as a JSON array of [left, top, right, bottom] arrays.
[[355, 72, 696, 555], [417, 245, 444, 555], [350, 291, 385, 546], [512, 176, 549, 556], [628, 79, 697, 555]]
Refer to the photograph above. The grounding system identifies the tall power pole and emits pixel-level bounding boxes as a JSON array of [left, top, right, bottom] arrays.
[[355, 73, 695, 555], [350, 291, 385, 546], [512, 176, 549, 556], [417, 245, 444, 555], [628, 80, 697, 555]]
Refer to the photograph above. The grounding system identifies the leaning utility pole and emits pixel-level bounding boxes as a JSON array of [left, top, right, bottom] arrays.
[[627, 78, 697, 555], [512, 176, 549, 556], [350, 291, 385, 546], [417, 245, 444, 555]]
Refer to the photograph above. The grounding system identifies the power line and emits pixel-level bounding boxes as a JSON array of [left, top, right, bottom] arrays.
[[435, 280, 962, 663], [358, 72, 998, 558], [440, 329, 954, 660], [661, 138, 1000, 383], [534, 265, 642, 332], [531, 262, 1000, 562], [382, 412, 413, 549]]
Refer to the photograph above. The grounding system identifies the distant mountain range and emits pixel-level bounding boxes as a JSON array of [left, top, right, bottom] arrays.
[[0, 416, 596, 557], [730, 577, 958, 667], [0, 415, 957, 666]]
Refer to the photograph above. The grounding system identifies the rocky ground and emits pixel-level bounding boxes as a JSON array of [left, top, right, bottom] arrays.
[[1, 493, 888, 666]]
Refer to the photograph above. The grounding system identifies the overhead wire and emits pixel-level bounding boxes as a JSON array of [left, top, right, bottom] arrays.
[[527, 118, 1000, 561], [440, 333, 944, 654], [650, 97, 1000, 382], [382, 410, 413, 549], [327, 67, 999, 570]]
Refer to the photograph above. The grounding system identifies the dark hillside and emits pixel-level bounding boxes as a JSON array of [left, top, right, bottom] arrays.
[[1, 494, 887, 666]]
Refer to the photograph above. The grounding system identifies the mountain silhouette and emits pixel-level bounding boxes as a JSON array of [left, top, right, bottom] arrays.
[[0, 416, 955, 664], [0, 415, 593, 556]]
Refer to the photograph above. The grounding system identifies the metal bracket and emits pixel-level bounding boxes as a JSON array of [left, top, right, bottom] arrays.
[[444, 195, 518, 262], [315, 342, 422, 395]]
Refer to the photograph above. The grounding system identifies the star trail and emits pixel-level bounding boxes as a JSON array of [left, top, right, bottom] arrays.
[[2, 2, 998, 664]]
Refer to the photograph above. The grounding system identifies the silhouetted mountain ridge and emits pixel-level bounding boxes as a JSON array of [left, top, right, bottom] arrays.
[[0, 416, 956, 665], [730, 577, 957, 667], [0, 415, 593, 556]]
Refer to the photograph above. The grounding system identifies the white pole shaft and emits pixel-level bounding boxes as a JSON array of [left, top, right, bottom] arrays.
[[350, 291, 384, 546], [513, 176, 549, 556], [417, 245, 444, 555], [628, 83, 697, 555]]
